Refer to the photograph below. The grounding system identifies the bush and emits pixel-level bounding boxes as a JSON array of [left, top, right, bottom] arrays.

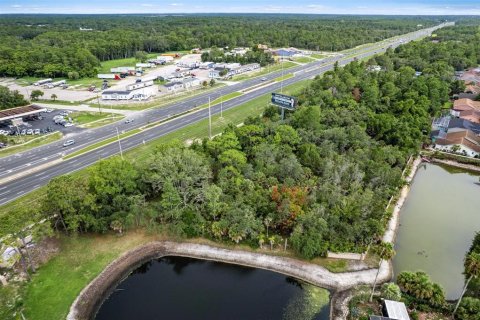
[[455, 297, 480, 320], [381, 283, 402, 301], [67, 71, 80, 80]]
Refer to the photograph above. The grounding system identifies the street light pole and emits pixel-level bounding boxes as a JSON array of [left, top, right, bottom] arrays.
[[116, 127, 123, 159], [220, 95, 223, 119], [208, 96, 212, 139]]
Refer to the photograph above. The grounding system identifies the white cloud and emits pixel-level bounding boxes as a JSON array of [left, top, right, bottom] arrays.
[[169, 3, 183, 6], [11, 5, 22, 8]]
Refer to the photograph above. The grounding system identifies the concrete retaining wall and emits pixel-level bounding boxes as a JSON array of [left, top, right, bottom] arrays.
[[327, 252, 365, 261]]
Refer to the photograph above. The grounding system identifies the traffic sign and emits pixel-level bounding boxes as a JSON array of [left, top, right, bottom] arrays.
[[271, 93, 297, 110]]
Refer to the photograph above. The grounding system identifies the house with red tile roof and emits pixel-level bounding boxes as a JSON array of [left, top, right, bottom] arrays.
[[434, 129, 480, 157]]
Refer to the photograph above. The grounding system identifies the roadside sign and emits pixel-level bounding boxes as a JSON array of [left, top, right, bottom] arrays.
[[271, 93, 297, 110]]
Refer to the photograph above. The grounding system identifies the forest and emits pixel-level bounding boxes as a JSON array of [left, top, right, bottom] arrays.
[[0, 86, 28, 110], [0, 14, 440, 78], [36, 23, 480, 258]]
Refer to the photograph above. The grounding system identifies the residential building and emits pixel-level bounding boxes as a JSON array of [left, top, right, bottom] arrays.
[[209, 67, 227, 78], [126, 80, 154, 91], [182, 77, 201, 89], [451, 98, 480, 123], [434, 129, 480, 157], [162, 81, 184, 92], [157, 56, 174, 63]]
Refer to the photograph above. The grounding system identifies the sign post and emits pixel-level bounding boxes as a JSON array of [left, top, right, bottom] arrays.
[[271, 93, 297, 121]]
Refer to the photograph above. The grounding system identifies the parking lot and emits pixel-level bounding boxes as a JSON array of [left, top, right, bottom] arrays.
[[0, 109, 83, 145]]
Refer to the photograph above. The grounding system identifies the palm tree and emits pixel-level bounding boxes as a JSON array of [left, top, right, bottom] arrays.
[[453, 252, 480, 315], [51, 93, 58, 101], [370, 242, 395, 302]]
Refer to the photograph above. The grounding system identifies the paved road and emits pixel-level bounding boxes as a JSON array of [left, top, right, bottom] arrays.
[[0, 23, 450, 206]]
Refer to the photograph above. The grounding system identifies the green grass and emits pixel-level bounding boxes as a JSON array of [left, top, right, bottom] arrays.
[[293, 56, 316, 63], [64, 129, 141, 160], [311, 54, 327, 59], [80, 115, 125, 129], [274, 73, 294, 82], [23, 232, 158, 320], [68, 111, 112, 125], [98, 53, 159, 73], [0, 132, 63, 159], [232, 61, 297, 81]]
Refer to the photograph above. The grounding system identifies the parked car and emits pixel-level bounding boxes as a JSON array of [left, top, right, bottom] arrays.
[[20, 129, 26, 135], [34, 129, 41, 135], [63, 139, 75, 147], [26, 129, 33, 135]]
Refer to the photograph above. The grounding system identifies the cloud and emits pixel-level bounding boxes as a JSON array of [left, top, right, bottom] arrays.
[[169, 3, 183, 6], [11, 4, 22, 8]]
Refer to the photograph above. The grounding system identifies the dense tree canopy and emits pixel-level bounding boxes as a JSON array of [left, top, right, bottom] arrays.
[[0, 14, 440, 78], [0, 85, 28, 110]]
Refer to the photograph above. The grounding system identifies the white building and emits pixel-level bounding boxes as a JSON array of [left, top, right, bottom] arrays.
[[176, 60, 200, 69], [162, 82, 184, 93], [182, 77, 201, 89], [126, 80, 154, 91], [136, 63, 154, 68], [102, 90, 133, 100], [157, 56, 174, 63]]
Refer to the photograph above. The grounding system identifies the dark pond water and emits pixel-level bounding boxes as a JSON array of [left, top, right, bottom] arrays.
[[95, 256, 330, 320]]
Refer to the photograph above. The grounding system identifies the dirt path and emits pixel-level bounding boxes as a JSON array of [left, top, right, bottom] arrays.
[[67, 241, 391, 320]]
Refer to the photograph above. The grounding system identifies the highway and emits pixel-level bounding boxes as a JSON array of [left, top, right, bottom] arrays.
[[0, 23, 450, 206]]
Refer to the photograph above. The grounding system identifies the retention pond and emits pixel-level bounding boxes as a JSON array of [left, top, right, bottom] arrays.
[[393, 163, 480, 299], [95, 256, 330, 320]]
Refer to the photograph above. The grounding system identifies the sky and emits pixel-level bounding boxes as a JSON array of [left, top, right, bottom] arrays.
[[1, 0, 480, 15]]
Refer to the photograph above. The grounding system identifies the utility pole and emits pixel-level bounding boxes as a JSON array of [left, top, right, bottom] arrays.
[[208, 96, 212, 139], [97, 94, 102, 114], [220, 95, 223, 119], [116, 127, 123, 159], [280, 54, 284, 94]]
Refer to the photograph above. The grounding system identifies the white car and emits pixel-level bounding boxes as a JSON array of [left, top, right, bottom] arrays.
[[63, 139, 75, 147], [64, 123, 74, 127], [125, 119, 134, 124], [261, 77, 267, 81]]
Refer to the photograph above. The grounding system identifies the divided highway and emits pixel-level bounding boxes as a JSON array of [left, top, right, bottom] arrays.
[[0, 23, 450, 206]]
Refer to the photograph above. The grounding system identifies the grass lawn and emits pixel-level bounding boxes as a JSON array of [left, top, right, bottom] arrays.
[[294, 56, 316, 63], [232, 61, 297, 81], [274, 73, 294, 82], [311, 54, 327, 59], [23, 231, 159, 320], [68, 111, 114, 126], [0, 132, 63, 159], [80, 115, 125, 129]]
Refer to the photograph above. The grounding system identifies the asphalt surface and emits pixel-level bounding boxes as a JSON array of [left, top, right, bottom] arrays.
[[0, 23, 450, 206]]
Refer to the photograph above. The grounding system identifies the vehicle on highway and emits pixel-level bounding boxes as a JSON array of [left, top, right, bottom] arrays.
[[125, 119, 134, 124], [64, 123, 74, 127], [63, 139, 75, 147], [261, 77, 267, 81]]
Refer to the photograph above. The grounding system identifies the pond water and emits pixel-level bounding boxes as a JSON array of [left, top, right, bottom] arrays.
[[95, 256, 330, 320], [393, 163, 480, 300]]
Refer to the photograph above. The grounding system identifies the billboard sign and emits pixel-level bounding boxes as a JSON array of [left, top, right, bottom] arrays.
[[271, 93, 297, 110]]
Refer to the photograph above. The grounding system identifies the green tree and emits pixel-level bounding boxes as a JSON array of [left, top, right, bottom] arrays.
[[210, 79, 216, 87], [370, 242, 395, 302], [454, 252, 480, 316], [30, 90, 44, 101], [135, 50, 148, 62], [51, 93, 57, 101]]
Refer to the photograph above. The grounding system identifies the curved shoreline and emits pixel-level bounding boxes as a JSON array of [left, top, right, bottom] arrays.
[[67, 241, 391, 320], [68, 159, 423, 320]]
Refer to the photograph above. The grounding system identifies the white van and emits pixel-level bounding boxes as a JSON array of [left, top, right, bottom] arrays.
[[63, 139, 75, 147]]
